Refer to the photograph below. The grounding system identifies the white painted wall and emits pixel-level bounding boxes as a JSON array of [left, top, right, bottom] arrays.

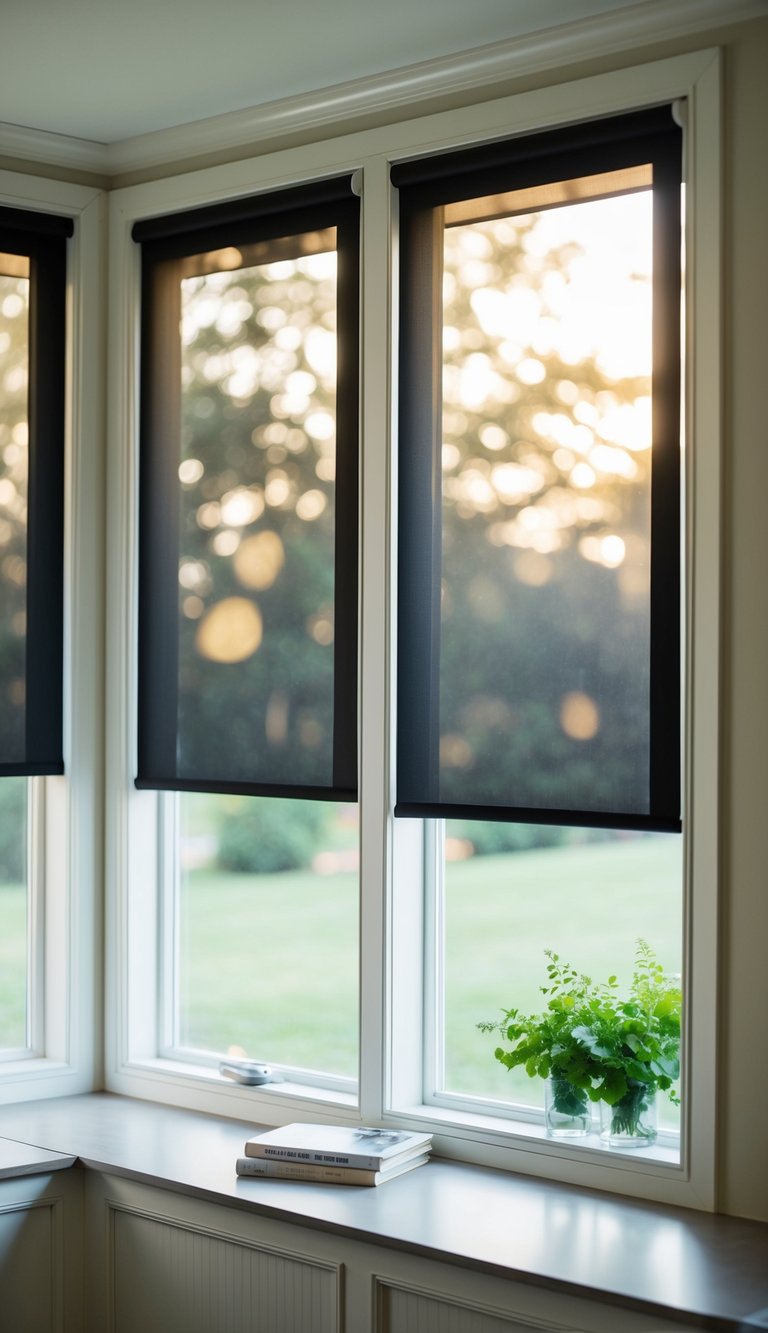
[[716, 18, 768, 1223]]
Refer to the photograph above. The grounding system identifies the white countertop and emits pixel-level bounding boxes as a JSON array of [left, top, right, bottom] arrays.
[[0, 1093, 766, 1330]]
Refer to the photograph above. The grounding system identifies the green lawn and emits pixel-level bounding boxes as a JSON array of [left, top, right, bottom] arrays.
[[0, 884, 27, 1049], [179, 866, 360, 1076]]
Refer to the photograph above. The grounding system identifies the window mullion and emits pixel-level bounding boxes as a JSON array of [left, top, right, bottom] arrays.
[[357, 155, 393, 1123]]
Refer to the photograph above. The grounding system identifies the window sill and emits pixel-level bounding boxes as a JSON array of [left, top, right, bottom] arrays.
[[108, 1055, 358, 1122], [113, 1059, 687, 1201], [0, 1093, 765, 1331], [392, 1099, 681, 1168]]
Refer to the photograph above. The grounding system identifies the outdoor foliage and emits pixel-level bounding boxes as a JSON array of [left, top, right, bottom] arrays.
[[217, 796, 329, 873], [0, 270, 29, 760], [166, 194, 652, 817], [0, 777, 25, 884], [175, 244, 339, 788], [438, 198, 654, 815], [0, 195, 655, 861], [451, 820, 567, 856]]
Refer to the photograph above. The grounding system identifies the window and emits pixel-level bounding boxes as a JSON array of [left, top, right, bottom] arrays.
[[164, 792, 359, 1087], [134, 176, 360, 1086], [393, 107, 685, 1153], [0, 205, 70, 1059], [429, 821, 683, 1138], [110, 50, 721, 1209]]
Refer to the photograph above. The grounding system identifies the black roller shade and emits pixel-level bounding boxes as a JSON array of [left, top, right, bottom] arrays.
[[0, 207, 70, 777], [133, 175, 355, 246], [136, 176, 359, 799], [395, 107, 682, 832]]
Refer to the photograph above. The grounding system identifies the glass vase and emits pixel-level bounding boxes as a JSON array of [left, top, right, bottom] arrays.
[[599, 1082, 658, 1148], [545, 1076, 591, 1138]]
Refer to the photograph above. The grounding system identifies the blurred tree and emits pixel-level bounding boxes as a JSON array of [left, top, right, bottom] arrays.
[[0, 776, 25, 883], [438, 198, 654, 817], [0, 203, 655, 853], [0, 268, 29, 762], [217, 796, 330, 874], [175, 244, 338, 787], [172, 197, 655, 830]]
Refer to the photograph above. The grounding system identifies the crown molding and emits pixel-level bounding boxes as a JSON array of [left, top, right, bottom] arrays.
[[0, 119, 110, 178], [0, 0, 765, 180]]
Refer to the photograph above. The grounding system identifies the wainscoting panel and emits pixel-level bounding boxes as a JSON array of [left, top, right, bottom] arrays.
[[372, 1273, 686, 1333], [84, 1173, 687, 1333], [375, 1279, 577, 1333], [0, 1196, 59, 1331], [107, 1203, 340, 1333], [0, 1171, 83, 1333]]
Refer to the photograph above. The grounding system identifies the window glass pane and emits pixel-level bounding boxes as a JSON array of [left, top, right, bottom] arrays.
[[175, 233, 339, 788], [0, 257, 29, 762], [176, 793, 358, 1080], [0, 777, 28, 1051], [442, 820, 682, 1130], [439, 183, 655, 815]]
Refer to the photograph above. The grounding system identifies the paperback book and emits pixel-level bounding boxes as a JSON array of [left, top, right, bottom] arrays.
[[235, 1153, 430, 1187], [243, 1123, 432, 1171]]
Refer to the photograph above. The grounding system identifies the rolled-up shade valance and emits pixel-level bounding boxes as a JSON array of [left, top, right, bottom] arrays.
[[132, 174, 356, 246]]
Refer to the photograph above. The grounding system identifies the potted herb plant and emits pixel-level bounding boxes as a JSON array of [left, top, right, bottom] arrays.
[[478, 941, 681, 1147]]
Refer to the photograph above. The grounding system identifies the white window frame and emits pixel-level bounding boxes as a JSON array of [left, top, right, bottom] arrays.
[[0, 170, 105, 1103], [105, 47, 721, 1211]]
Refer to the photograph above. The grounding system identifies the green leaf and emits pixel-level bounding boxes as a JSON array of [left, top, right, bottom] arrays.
[[651, 1055, 680, 1080], [596, 1067, 628, 1106]]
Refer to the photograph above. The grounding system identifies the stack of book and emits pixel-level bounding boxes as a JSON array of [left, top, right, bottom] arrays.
[[236, 1123, 432, 1187]]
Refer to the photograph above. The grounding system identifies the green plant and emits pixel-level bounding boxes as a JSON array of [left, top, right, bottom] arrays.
[[478, 941, 681, 1140], [217, 799, 329, 874]]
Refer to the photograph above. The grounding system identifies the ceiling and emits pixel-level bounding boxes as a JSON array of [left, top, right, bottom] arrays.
[[0, 0, 646, 145]]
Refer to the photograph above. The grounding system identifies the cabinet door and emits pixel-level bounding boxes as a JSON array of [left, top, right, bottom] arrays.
[[85, 1173, 342, 1333], [378, 1283, 559, 1332], [370, 1264, 687, 1333], [0, 1169, 84, 1333]]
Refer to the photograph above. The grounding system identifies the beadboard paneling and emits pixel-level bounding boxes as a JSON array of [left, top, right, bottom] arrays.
[[108, 1203, 340, 1333], [373, 1276, 686, 1333], [0, 1198, 59, 1331], [376, 1281, 574, 1333]]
